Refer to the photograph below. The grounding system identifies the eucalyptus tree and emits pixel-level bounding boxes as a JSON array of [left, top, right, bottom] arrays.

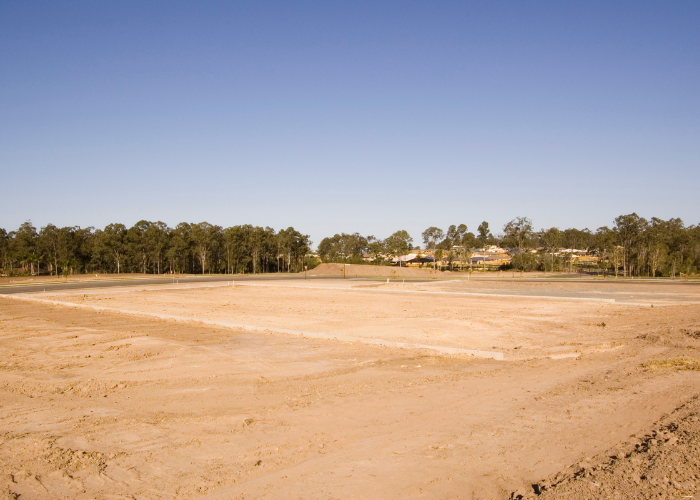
[[223, 226, 241, 274], [341, 233, 368, 262], [145, 221, 170, 274], [366, 236, 386, 265], [167, 223, 192, 273], [127, 220, 152, 274], [277, 227, 310, 272], [209, 226, 226, 273], [0, 228, 9, 273], [664, 218, 691, 276], [100, 224, 127, 273], [78, 227, 96, 273], [317, 235, 339, 262], [614, 213, 647, 276], [11, 222, 39, 275], [39, 224, 61, 275], [260, 226, 277, 273], [318, 233, 368, 263], [190, 222, 221, 274], [476, 221, 492, 248], [222, 225, 252, 274], [648, 218, 669, 277], [421, 227, 444, 270], [562, 228, 593, 251], [591, 227, 615, 275], [276, 227, 291, 272], [539, 227, 563, 272], [56, 226, 89, 275], [443, 223, 472, 270], [444, 225, 458, 248], [502, 217, 534, 273], [89, 229, 107, 272], [458, 228, 476, 271], [247, 226, 265, 273], [289, 228, 311, 272], [689, 225, 700, 273], [384, 230, 413, 266], [238, 225, 257, 273]]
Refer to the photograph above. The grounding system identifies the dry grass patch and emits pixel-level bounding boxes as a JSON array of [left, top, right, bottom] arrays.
[[643, 357, 700, 372]]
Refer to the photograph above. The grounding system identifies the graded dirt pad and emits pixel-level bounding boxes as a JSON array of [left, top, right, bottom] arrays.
[[0, 273, 172, 285], [1, 281, 700, 499], [307, 263, 447, 278], [415, 279, 700, 305]]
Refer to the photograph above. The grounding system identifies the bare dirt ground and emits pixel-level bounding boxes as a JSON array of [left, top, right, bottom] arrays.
[[307, 263, 449, 278], [1, 280, 700, 499], [0, 273, 185, 286]]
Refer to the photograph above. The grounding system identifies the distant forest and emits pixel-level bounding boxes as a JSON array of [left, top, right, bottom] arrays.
[[0, 222, 311, 277], [1, 214, 699, 277], [318, 215, 700, 277]]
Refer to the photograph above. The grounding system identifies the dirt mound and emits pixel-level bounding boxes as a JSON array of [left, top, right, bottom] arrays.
[[306, 263, 447, 278], [513, 396, 700, 499]]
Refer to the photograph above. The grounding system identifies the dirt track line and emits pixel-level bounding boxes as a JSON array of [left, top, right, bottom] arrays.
[[230, 282, 620, 303], [238, 283, 700, 305], [1, 295, 505, 361]]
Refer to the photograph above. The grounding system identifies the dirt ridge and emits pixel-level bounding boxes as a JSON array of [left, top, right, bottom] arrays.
[[512, 395, 700, 499]]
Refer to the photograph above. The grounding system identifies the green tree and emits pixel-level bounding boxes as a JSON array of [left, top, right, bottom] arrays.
[[502, 217, 534, 273], [190, 222, 221, 274], [562, 228, 593, 252], [317, 233, 368, 263], [102, 223, 127, 273], [445, 224, 472, 271], [458, 229, 476, 271], [366, 236, 386, 265], [477, 221, 492, 248], [0, 228, 9, 274], [384, 230, 413, 266], [421, 227, 444, 270], [614, 213, 647, 277], [287, 228, 311, 272], [145, 221, 170, 274], [127, 221, 152, 274], [539, 227, 563, 272], [444, 225, 458, 248], [168, 223, 193, 273], [39, 224, 61, 275], [56, 226, 81, 275], [285, 228, 311, 272], [223, 225, 252, 274], [593, 226, 617, 276], [11, 222, 38, 275]]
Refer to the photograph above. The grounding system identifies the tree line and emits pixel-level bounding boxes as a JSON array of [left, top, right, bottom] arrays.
[[0, 221, 311, 276], [1, 214, 698, 277], [317, 214, 700, 277]]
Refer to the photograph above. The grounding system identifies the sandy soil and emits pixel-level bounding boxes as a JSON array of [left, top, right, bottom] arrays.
[[307, 263, 449, 278], [1, 281, 700, 499], [0, 273, 190, 286]]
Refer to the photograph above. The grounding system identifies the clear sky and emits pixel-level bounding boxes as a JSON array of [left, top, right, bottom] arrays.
[[1, 1, 698, 247]]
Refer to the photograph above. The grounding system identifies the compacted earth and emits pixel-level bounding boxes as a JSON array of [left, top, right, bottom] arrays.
[[1, 278, 699, 499]]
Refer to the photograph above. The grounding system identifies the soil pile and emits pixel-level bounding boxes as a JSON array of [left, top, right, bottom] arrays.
[[514, 396, 700, 499]]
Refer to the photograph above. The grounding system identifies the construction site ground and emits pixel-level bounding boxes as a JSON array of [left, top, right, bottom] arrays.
[[1, 277, 700, 499]]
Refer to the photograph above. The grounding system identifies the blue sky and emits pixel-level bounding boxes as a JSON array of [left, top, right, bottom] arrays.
[[1, 1, 698, 246]]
